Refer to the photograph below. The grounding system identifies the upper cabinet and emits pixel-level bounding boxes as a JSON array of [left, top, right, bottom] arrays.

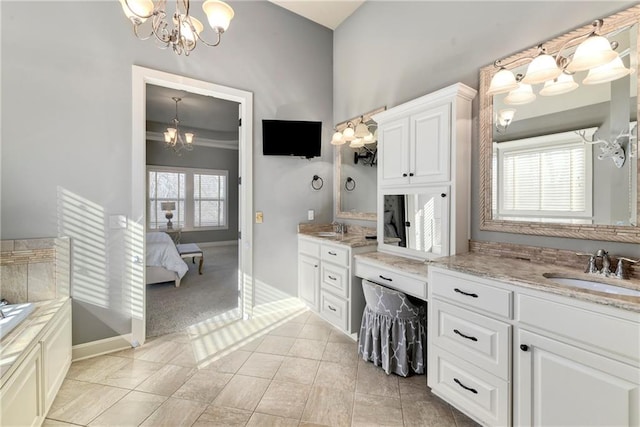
[[374, 83, 477, 260]]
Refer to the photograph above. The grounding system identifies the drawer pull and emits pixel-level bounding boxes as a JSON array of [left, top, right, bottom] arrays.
[[328, 305, 337, 312], [453, 329, 478, 342], [328, 251, 337, 256], [379, 275, 393, 282], [454, 378, 478, 394], [520, 344, 529, 352], [328, 275, 337, 281], [454, 288, 478, 298]]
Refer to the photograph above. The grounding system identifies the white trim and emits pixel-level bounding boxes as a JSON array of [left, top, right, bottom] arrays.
[[131, 66, 253, 347], [147, 131, 239, 150], [197, 240, 238, 248], [72, 334, 133, 362]]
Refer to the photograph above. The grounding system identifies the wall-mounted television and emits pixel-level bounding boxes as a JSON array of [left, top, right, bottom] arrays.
[[262, 119, 322, 159]]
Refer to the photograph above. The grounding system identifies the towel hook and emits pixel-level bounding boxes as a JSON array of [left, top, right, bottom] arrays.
[[311, 175, 324, 190], [345, 177, 356, 191]]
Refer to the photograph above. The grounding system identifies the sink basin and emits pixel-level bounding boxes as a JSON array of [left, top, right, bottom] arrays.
[[0, 303, 35, 340], [313, 232, 338, 237], [543, 274, 640, 297]]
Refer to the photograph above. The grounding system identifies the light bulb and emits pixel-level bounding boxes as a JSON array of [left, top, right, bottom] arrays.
[[504, 84, 536, 105], [487, 68, 519, 95], [539, 73, 579, 96], [583, 56, 634, 85], [566, 35, 618, 73], [203, 0, 235, 32], [119, 0, 154, 22], [522, 54, 562, 85], [331, 131, 345, 145], [185, 133, 195, 144], [350, 138, 364, 148], [342, 126, 355, 141]]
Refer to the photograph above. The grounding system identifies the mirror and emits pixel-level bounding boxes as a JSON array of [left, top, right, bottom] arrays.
[[480, 6, 640, 242], [379, 191, 449, 259], [334, 107, 385, 221]]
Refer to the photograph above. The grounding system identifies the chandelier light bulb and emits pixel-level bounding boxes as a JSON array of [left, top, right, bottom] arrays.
[[203, 0, 235, 32], [185, 133, 195, 144], [180, 17, 204, 44], [582, 56, 634, 85], [566, 35, 619, 73], [487, 68, 519, 95], [119, 0, 154, 22], [164, 132, 172, 143]]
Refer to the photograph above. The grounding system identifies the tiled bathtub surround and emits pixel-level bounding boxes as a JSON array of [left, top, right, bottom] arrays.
[[0, 237, 71, 303], [470, 240, 639, 280]]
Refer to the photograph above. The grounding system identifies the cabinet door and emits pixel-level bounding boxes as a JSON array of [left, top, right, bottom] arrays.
[[410, 103, 451, 184], [379, 117, 410, 186], [0, 343, 43, 427], [298, 254, 320, 310], [42, 302, 72, 413], [516, 329, 640, 427]]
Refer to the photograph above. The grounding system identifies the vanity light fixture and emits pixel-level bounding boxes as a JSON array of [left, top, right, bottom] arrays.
[[164, 97, 195, 155], [487, 19, 633, 97], [504, 83, 536, 105], [119, 0, 234, 56], [495, 109, 516, 134]]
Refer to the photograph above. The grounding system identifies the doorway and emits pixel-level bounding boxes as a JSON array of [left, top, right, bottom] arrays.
[[131, 66, 253, 346]]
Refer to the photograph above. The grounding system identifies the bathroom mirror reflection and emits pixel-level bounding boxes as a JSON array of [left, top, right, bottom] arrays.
[[480, 6, 640, 242]]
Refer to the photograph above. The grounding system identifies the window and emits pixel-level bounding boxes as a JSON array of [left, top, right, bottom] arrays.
[[493, 129, 593, 223], [147, 166, 228, 231]]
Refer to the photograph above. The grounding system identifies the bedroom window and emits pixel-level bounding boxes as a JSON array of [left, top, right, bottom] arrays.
[[147, 166, 228, 231]]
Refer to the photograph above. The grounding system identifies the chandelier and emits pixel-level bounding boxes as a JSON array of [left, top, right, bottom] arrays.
[[119, 0, 234, 56], [164, 97, 194, 154], [487, 19, 634, 100]]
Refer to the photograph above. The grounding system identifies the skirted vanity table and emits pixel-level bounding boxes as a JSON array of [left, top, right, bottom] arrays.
[[298, 5, 640, 427]]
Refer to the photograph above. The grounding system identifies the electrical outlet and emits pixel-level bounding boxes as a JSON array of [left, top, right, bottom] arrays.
[[256, 211, 263, 223], [307, 209, 314, 221]]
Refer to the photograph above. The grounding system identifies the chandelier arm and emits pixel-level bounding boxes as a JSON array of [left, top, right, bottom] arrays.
[[149, 13, 172, 46], [195, 30, 223, 47], [133, 23, 154, 41], [493, 54, 537, 70]]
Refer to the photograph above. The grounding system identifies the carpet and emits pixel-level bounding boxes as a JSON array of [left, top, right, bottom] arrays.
[[145, 244, 239, 338]]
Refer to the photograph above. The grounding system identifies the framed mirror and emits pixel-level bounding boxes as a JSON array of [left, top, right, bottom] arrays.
[[480, 5, 640, 242], [334, 107, 385, 221]]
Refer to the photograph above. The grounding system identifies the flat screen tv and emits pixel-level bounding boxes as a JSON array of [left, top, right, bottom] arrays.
[[262, 120, 322, 158]]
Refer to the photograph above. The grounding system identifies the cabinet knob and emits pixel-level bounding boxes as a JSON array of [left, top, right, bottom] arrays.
[[520, 344, 529, 352], [402, 173, 408, 177], [409, 173, 414, 177], [441, 193, 447, 198]]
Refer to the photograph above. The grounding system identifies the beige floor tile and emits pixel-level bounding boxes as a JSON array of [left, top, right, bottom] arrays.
[[172, 370, 233, 403], [398, 374, 429, 398], [213, 374, 271, 411], [42, 420, 79, 426], [401, 394, 457, 427], [237, 335, 264, 351], [255, 335, 296, 356], [328, 329, 358, 344], [305, 312, 328, 325], [88, 390, 166, 426], [288, 338, 327, 360], [246, 412, 300, 427], [301, 386, 353, 426], [203, 349, 252, 374], [153, 331, 191, 344], [47, 379, 129, 425], [298, 423, 332, 427], [237, 352, 284, 379], [267, 321, 305, 338], [94, 359, 164, 389], [167, 346, 198, 368], [273, 356, 319, 385], [287, 311, 312, 324], [356, 359, 400, 398], [321, 341, 358, 366], [352, 392, 403, 427], [451, 405, 481, 427], [255, 380, 311, 419], [140, 397, 208, 427], [135, 364, 196, 396], [112, 339, 184, 363], [298, 323, 332, 341], [65, 355, 130, 383], [192, 405, 253, 427], [313, 361, 357, 392]]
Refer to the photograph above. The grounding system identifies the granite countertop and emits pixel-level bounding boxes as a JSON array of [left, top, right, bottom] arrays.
[[298, 230, 379, 248], [1, 297, 69, 385], [430, 252, 640, 313], [355, 251, 428, 280]]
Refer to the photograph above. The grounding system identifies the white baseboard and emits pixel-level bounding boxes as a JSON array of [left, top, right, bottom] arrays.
[[72, 334, 133, 361], [197, 240, 238, 248]]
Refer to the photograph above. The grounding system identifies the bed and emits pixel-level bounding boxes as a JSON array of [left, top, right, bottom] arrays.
[[146, 232, 189, 287]]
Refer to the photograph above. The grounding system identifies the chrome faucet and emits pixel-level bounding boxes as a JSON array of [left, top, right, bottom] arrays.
[[332, 222, 347, 234], [578, 250, 638, 279], [595, 249, 612, 276]]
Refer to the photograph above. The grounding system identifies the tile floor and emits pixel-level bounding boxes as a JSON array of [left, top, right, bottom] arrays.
[[45, 311, 479, 427]]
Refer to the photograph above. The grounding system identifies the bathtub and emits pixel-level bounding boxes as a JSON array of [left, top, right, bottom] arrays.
[[0, 303, 35, 340]]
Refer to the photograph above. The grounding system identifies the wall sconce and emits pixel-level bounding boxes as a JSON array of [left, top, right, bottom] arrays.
[[332, 107, 386, 146], [487, 19, 634, 99], [353, 146, 377, 166], [495, 109, 516, 134], [160, 202, 176, 229]]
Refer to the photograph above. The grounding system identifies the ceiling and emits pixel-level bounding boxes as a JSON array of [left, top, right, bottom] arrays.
[[268, 0, 365, 30]]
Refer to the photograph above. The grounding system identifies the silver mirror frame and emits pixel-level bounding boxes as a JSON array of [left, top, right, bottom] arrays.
[[334, 106, 385, 222], [479, 5, 640, 243]]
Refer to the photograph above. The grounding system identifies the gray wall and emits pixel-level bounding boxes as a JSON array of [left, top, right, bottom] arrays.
[[334, 1, 640, 258], [146, 142, 240, 244], [1, 1, 333, 344]]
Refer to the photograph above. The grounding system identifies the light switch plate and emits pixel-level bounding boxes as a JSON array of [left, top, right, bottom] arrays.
[[256, 211, 263, 223], [307, 209, 314, 221]]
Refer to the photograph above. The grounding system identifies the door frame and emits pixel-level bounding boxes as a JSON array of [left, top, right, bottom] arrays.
[[131, 65, 253, 346]]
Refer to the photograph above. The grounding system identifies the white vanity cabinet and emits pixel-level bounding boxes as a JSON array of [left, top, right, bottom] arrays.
[[374, 83, 476, 260], [298, 235, 372, 336], [428, 266, 640, 427]]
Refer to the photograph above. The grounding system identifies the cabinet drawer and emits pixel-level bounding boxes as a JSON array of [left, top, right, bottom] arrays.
[[518, 293, 640, 364], [321, 244, 349, 267], [320, 291, 348, 331], [432, 299, 511, 380], [321, 263, 349, 298], [356, 261, 427, 300], [299, 238, 320, 257], [430, 269, 512, 318], [429, 346, 509, 427]]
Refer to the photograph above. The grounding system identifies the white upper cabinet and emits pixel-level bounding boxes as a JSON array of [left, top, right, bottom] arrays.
[[411, 104, 451, 184], [380, 117, 410, 186]]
